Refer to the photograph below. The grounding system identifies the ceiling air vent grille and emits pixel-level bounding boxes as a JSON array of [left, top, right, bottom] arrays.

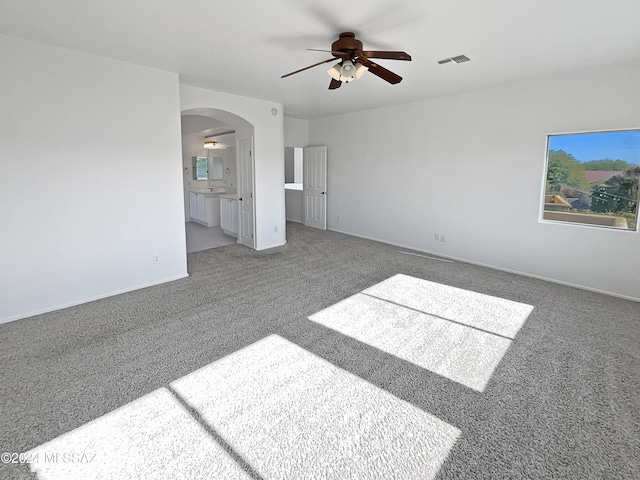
[[451, 55, 470, 64], [437, 55, 471, 64]]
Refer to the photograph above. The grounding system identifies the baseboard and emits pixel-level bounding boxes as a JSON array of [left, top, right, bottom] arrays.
[[327, 227, 640, 303], [0, 273, 190, 325], [255, 240, 287, 251]]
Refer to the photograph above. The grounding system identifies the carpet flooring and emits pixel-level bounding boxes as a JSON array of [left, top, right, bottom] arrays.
[[1, 222, 639, 479]]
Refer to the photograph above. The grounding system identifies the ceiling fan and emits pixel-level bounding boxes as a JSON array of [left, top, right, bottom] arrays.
[[281, 32, 412, 90]]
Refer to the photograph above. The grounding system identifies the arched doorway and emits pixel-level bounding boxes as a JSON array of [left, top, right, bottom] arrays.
[[181, 108, 255, 251]]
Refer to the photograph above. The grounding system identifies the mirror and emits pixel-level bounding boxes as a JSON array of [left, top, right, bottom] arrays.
[[209, 156, 224, 180], [284, 147, 303, 184]]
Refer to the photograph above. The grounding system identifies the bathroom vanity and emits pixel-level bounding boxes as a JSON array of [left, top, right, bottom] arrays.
[[188, 191, 221, 227]]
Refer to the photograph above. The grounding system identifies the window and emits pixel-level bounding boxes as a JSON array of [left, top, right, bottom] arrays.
[[542, 129, 640, 231], [193, 156, 208, 180]]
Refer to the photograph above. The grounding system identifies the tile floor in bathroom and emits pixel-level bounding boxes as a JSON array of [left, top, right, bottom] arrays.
[[185, 221, 236, 253]]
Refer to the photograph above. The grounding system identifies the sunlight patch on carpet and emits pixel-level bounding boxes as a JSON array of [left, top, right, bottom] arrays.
[[364, 274, 533, 338], [309, 274, 533, 391], [171, 334, 460, 479], [27, 335, 459, 480], [27, 388, 251, 480]]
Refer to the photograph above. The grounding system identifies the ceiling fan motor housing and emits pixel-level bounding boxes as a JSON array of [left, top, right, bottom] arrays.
[[331, 32, 363, 59]]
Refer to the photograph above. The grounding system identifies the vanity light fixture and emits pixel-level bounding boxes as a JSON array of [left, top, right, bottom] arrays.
[[204, 131, 233, 150], [203, 138, 227, 150]]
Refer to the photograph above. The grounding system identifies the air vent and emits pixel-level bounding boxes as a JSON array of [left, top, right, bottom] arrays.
[[437, 55, 471, 65], [451, 55, 470, 64]]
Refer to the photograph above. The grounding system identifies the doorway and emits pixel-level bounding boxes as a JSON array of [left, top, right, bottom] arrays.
[[284, 146, 327, 230], [180, 108, 256, 252], [285, 147, 304, 224]]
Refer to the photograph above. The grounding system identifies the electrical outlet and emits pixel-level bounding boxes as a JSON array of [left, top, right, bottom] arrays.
[[434, 233, 440, 241], [274, 226, 278, 233], [338, 215, 342, 222], [153, 254, 160, 264], [440, 235, 446, 242]]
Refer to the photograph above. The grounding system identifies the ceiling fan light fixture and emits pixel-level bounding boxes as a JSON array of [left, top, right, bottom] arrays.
[[327, 63, 342, 81], [354, 62, 368, 79], [339, 60, 356, 77], [328, 61, 356, 83], [338, 60, 365, 83]]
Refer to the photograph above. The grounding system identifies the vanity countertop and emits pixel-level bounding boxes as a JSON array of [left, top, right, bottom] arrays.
[[218, 193, 239, 200], [190, 189, 224, 196]]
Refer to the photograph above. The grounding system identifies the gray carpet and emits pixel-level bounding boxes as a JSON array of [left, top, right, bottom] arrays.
[[1, 222, 639, 479]]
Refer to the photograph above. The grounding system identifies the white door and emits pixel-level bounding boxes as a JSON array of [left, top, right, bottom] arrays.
[[303, 146, 327, 230], [238, 138, 255, 248]]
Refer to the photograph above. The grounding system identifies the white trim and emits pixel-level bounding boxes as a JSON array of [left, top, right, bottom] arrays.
[[397, 251, 454, 263], [255, 240, 287, 251], [0, 274, 190, 325], [547, 126, 640, 136], [327, 227, 640, 303], [538, 217, 640, 233]]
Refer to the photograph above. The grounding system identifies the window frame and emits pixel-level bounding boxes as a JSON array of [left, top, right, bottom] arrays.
[[539, 128, 640, 233]]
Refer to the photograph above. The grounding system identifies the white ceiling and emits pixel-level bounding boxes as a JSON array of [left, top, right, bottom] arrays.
[[2, 0, 640, 119], [181, 115, 231, 137]]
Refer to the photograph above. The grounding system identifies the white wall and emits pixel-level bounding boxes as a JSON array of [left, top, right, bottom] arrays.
[[0, 35, 188, 323], [284, 117, 309, 147], [310, 60, 640, 301], [180, 86, 285, 250], [285, 189, 304, 223]]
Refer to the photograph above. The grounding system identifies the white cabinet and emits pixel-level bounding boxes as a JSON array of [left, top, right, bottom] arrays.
[[189, 192, 221, 227], [189, 192, 198, 221], [220, 197, 238, 237], [196, 193, 206, 222]]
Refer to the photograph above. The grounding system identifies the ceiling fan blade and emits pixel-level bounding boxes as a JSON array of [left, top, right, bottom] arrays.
[[307, 48, 349, 58], [360, 50, 412, 61], [329, 78, 342, 90], [359, 57, 403, 84], [281, 58, 336, 78]]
